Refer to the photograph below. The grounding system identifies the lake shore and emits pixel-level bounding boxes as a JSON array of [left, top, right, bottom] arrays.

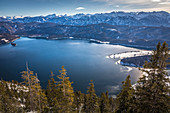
[[0, 35, 20, 45], [106, 50, 152, 67]]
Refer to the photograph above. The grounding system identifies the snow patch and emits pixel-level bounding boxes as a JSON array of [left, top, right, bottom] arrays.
[[1, 38, 9, 42], [107, 28, 117, 32], [107, 50, 152, 59], [90, 39, 110, 44]]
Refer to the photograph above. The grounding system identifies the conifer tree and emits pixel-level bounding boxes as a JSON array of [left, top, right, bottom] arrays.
[[73, 91, 84, 113], [109, 97, 116, 112], [0, 80, 11, 113], [133, 42, 170, 113], [0, 80, 21, 113], [115, 75, 134, 113], [85, 80, 99, 113], [8, 80, 25, 112], [99, 92, 110, 113], [21, 63, 47, 112], [46, 72, 60, 112], [83, 93, 88, 113], [34, 73, 48, 112], [57, 66, 74, 112], [21, 64, 36, 111]]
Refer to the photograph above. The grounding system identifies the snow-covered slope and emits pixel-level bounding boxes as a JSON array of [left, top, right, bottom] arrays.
[[0, 11, 169, 27]]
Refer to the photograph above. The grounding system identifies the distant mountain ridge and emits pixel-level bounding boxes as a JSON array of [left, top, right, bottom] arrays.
[[0, 22, 169, 47], [0, 11, 170, 48], [1, 11, 170, 27]]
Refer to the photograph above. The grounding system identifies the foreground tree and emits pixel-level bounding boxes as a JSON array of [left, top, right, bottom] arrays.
[[21, 64, 47, 112], [109, 97, 116, 112], [0, 80, 22, 113], [133, 42, 170, 113], [34, 73, 48, 112], [73, 91, 84, 113], [84, 80, 99, 113], [99, 91, 110, 113], [57, 66, 74, 112], [46, 72, 60, 112], [115, 75, 134, 113]]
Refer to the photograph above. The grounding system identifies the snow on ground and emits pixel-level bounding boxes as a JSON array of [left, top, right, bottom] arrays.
[[107, 50, 152, 59], [126, 66, 133, 72], [106, 50, 152, 68], [107, 28, 117, 32], [6, 82, 29, 92], [1, 38, 9, 43], [90, 39, 110, 44]]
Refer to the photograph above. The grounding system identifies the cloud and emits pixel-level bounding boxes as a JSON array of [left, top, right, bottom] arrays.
[[92, 0, 170, 12], [151, 0, 161, 2], [76, 7, 85, 10], [159, 2, 170, 4], [116, 5, 119, 7]]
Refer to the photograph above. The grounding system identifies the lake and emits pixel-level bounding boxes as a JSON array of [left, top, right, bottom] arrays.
[[0, 37, 142, 96]]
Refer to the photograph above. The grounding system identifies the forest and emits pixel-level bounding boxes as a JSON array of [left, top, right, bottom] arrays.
[[0, 42, 169, 113]]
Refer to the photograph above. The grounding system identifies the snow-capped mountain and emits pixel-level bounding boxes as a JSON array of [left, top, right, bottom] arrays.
[[0, 11, 170, 27], [0, 22, 169, 46], [0, 11, 170, 47]]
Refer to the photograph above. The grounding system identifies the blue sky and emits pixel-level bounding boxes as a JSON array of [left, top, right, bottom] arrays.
[[0, 0, 170, 16]]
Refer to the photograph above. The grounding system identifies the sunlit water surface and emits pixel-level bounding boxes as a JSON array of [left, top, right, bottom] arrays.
[[0, 37, 142, 96]]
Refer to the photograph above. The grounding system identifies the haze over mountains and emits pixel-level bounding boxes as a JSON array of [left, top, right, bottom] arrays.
[[0, 11, 170, 48]]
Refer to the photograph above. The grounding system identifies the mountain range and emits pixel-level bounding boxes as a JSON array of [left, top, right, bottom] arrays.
[[0, 11, 170, 48], [1, 11, 170, 27]]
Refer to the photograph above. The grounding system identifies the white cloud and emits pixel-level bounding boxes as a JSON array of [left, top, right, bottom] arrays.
[[159, 2, 170, 4], [76, 7, 85, 10], [151, 0, 161, 2], [92, 0, 170, 12], [116, 5, 120, 7]]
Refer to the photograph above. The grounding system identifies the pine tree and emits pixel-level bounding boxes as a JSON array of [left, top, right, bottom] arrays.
[[57, 66, 74, 112], [0, 80, 10, 113], [73, 91, 84, 113], [8, 80, 25, 112], [0, 80, 21, 113], [83, 93, 88, 113], [46, 72, 60, 112], [115, 75, 134, 113], [133, 42, 170, 113], [109, 97, 116, 112], [99, 92, 110, 113], [84, 80, 99, 113], [21, 63, 47, 112], [21, 64, 36, 111], [34, 73, 48, 112]]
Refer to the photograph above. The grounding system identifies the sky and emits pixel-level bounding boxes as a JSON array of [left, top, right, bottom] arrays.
[[0, 0, 170, 16]]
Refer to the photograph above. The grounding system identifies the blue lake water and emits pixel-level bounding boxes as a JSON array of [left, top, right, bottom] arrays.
[[0, 37, 141, 96]]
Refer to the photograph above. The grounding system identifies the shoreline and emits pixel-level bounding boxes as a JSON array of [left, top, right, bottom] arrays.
[[106, 50, 152, 68], [107, 50, 170, 70], [107, 50, 152, 59], [0, 36, 157, 50], [1, 36, 166, 70], [0, 36, 20, 45]]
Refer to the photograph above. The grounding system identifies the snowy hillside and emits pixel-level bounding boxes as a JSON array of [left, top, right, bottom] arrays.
[[0, 11, 170, 27]]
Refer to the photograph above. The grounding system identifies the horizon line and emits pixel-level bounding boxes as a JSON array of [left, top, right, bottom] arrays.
[[1, 10, 169, 17]]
